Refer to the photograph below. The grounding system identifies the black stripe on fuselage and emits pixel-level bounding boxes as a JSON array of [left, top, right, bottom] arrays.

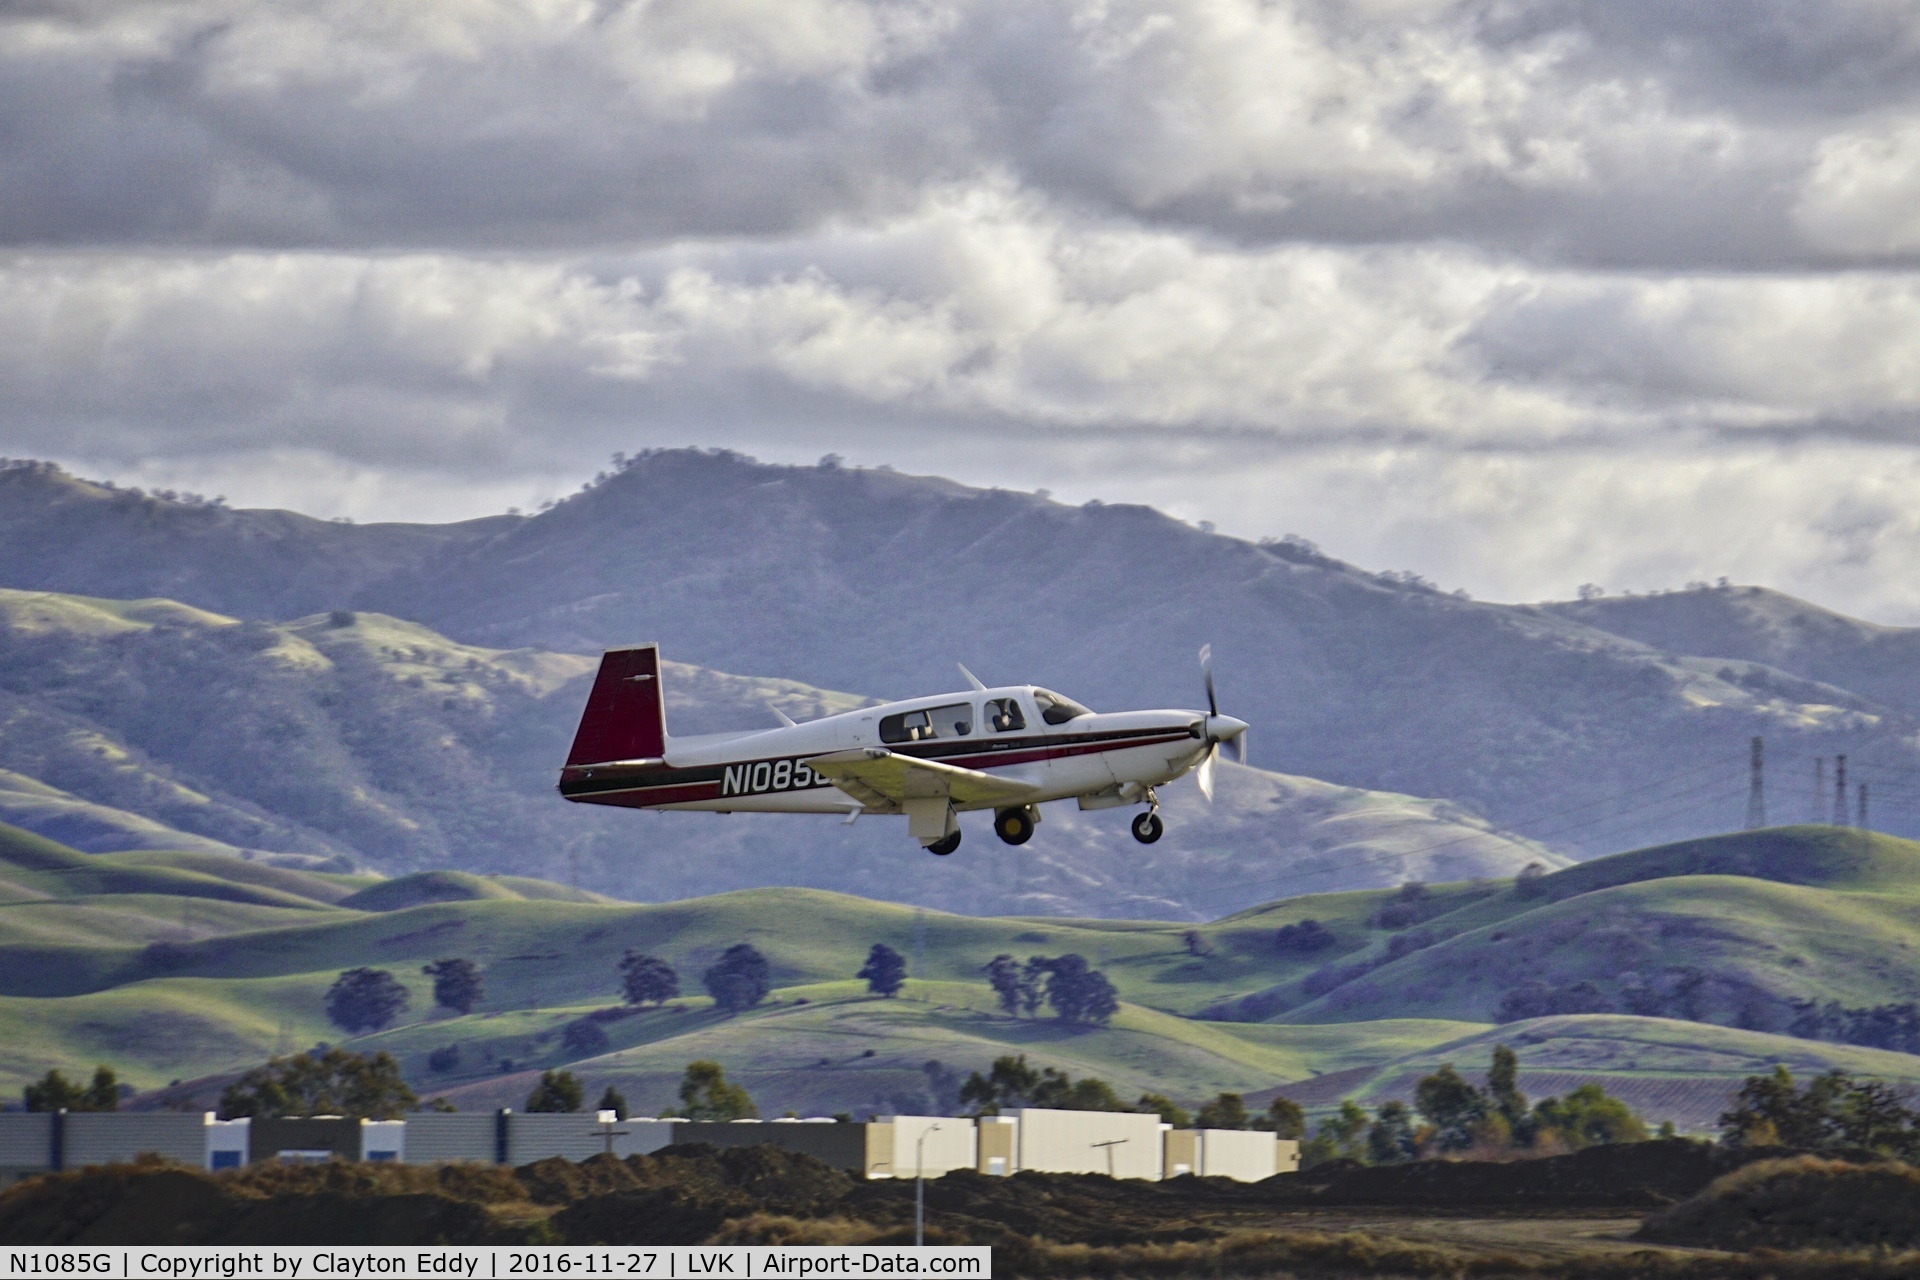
[[556, 723, 1196, 799]]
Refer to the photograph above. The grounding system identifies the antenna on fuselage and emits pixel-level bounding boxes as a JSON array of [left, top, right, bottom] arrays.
[[768, 703, 798, 728], [957, 663, 987, 691]]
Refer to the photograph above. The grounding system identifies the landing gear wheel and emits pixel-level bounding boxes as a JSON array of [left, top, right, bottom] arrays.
[[994, 807, 1036, 846], [1131, 811, 1164, 844], [927, 830, 962, 856]]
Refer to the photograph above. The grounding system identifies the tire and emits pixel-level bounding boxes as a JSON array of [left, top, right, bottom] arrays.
[[994, 807, 1036, 846], [1131, 811, 1164, 844], [927, 830, 962, 856]]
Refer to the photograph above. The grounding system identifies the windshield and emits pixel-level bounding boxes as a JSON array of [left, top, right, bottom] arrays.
[[1033, 689, 1093, 725]]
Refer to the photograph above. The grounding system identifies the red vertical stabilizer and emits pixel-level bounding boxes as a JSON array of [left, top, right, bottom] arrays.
[[565, 645, 667, 766]]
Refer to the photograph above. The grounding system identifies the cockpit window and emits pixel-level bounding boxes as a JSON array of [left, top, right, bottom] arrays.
[[880, 702, 974, 743], [1033, 689, 1093, 725], [985, 698, 1026, 733]]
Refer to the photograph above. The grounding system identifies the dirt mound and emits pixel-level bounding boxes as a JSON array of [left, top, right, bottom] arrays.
[[0, 1160, 520, 1246], [1640, 1156, 1920, 1250], [1303, 1139, 1787, 1208]]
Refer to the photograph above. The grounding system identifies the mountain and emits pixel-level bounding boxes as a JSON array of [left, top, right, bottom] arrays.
[[1545, 585, 1920, 722], [0, 587, 1554, 917], [3, 454, 1913, 864]]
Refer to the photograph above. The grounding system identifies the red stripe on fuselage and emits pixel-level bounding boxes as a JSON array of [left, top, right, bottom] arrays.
[[572, 780, 722, 808]]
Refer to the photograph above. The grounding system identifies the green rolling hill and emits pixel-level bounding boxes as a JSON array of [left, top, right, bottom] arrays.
[[0, 821, 1906, 1132]]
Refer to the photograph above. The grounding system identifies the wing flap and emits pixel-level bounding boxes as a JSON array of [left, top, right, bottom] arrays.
[[806, 748, 1042, 809]]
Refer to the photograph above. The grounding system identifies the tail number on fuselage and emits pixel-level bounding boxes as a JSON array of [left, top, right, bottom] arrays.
[[721, 758, 831, 798]]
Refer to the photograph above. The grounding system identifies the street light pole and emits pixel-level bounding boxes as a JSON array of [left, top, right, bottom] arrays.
[[915, 1122, 942, 1248]]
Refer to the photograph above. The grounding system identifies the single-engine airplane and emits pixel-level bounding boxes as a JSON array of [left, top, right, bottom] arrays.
[[557, 645, 1248, 854]]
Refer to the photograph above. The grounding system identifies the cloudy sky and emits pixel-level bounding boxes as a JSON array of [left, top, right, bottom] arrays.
[[9, 1, 1920, 618]]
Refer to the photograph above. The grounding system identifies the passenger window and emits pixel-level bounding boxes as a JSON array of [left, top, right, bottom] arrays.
[[985, 698, 1026, 733], [880, 703, 974, 743]]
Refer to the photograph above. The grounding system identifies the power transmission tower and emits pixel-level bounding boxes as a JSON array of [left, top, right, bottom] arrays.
[[1813, 757, 1825, 822], [1745, 737, 1766, 830], [1834, 755, 1849, 827], [1859, 782, 1870, 831]]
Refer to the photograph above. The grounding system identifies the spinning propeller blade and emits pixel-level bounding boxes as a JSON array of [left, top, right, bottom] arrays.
[[1196, 643, 1248, 790]]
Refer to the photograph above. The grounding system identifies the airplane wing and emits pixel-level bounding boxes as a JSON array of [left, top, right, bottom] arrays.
[[806, 748, 1043, 811]]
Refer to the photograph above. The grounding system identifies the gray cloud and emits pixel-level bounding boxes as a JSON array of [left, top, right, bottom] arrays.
[[4, 0, 1919, 266], [9, 1, 1920, 621]]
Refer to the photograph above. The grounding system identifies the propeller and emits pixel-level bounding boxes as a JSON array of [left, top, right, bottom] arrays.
[[1195, 644, 1249, 802]]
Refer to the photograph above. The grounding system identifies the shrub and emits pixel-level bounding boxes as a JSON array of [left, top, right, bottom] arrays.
[[676, 1060, 755, 1120], [427, 1045, 461, 1074], [1274, 919, 1336, 956], [422, 958, 484, 1014], [219, 1048, 416, 1119]]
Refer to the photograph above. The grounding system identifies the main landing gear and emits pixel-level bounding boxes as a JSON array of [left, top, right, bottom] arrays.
[[927, 830, 962, 856], [1131, 811, 1164, 844], [994, 806, 1038, 846]]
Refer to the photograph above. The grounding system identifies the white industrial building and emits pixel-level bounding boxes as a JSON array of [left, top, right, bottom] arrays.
[[0, 1108, 1298, 1185]]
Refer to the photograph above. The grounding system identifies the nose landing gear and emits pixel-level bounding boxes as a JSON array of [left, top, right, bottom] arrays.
[[926, 830, 962, 856]]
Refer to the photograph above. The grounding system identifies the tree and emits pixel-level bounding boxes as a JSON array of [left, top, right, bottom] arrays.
[[1181, 930, 1211, 957], [1301, 1100, 1371, 1167], [1719, 1067, 1917, 1157], [325, 968, 410, 1033], [427, 1045, 461, 1073], [1018, 957, 1049, 1016], [1196, 1092, 1249, 1129], [1263, 1095, 1306, 1140], [1274, 919, 1335, 956], [1532, 1084, 1647, 1149], [676, 1060, 756, 1120], [858, 944, 907, 997], [1041, 954, 1120, 1025], [620, 952, 680, 1007], [984, 955, 1022, 1016], [526, 1069, 584, 1113], [24, 1066, 119, 1113], [562, 1020, 611, 1056], [960, 1054, 1040, 1114], [597, 1086, 628, 1119], [218, 1048, 417, 1119], [1414, 1064, 1488, 1152], [1138, 1093, 1191, 1127], [1367, 1101, 1418, 1164], [703, 944, 771, 1012], [422, 958, 483, 1014], [1488, 1044, 1528, 1129], [1515, 861, 1549, 899]]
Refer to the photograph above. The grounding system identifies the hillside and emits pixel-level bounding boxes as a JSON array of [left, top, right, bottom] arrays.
[[0, 586, 1560, 917], [4, 455, 1918, 859], [0, 823, 1899, 1131], [1203, 827, 1920, 1034]]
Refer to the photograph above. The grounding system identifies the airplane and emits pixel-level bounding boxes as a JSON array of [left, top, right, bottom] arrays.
[[556, 645, 1248, 854]]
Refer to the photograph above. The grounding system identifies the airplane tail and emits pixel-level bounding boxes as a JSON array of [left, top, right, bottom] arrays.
[[565, 645, 667, 766]]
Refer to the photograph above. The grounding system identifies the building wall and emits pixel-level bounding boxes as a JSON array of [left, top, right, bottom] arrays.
[[65, 1113, 206, 1170], [250, 1117, 361, 1163], [403, 1113, 497, 1164], [976, 1117, 1015, 1176], [1162, 1128, 1197, 1178], [1015, 1109, 1163, 1180], [506, 1114, 677, 1164], [1276, 1140, 1300, 1175], [0, 1114, 53, 1184], [1196, 1129, 1275, 1182], [874, 1116, 975, 1180], [863, 1122, 893, 1180], [674, 1120, 866, 1172]]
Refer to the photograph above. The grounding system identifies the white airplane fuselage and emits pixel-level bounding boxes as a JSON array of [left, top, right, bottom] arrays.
[[563, 690, 1211, 813], [556, 644, 1247, 850]]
